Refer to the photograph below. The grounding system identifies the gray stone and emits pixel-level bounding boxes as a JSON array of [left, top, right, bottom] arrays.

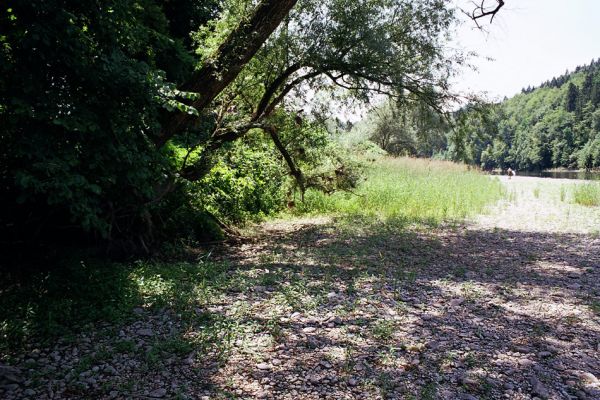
[[2, 383, 19, 391], [104, 365, 117, 375], [579, 372, 598, 385], [449, 298, 464, 307], [0, 364, 22, 383], [529, 376, 550, 399], [256, 363, 271, 370], [137, 328, 154, 337], [149, 388, 167, 398]]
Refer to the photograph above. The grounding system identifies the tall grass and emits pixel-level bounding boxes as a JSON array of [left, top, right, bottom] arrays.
[[296, 157, 504, 225], [573, 182, 600, 206]]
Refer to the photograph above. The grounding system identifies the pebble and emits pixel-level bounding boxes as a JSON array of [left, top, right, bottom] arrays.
[[579, 372, 598, 385], [450, 298, 464, 307], [104, 365, 117, 375], [529, 376, 550, 399], [348, 378, 358, 387], [256, 363, 271, 370], [149, 388, 167, 398], [137, 328, 154, 337], [575, 390, 588, 399]]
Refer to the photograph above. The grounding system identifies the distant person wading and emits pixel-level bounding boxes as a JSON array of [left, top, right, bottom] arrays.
[[507, 168, 516, 179]]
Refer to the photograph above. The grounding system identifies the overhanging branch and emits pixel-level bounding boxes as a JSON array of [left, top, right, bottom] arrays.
[[465, 0, 505, 29], [155, 0, 299, 147]]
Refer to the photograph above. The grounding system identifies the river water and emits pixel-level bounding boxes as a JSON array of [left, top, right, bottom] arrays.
[[491, 170, 600, 181]]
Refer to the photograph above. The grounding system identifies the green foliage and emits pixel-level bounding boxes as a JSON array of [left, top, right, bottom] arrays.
[[449, 59, 600, 171], [194, 138, 287, 224], [572, 183, 600, 206], [368, 100, 449, 157], [0, 0, 218, 245], [296, 157, 504, 224], [0, 259, 139, 348], [0, 0, 463, 258]]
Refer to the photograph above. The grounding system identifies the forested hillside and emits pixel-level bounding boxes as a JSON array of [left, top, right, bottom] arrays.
[[449, 59, 600, 170]]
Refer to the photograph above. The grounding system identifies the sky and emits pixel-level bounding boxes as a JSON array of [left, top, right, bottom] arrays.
[[450, 0, 600, 101]]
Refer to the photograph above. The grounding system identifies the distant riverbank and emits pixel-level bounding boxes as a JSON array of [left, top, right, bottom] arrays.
[[490, 169, 600, 180]]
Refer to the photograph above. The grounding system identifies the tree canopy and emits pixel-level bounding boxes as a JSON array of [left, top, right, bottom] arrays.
[[0, 0, 469, 256]]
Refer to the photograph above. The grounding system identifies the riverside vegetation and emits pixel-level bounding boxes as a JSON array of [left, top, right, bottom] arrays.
[[2, 159, 600, 399], [1, 1, 599, 399]]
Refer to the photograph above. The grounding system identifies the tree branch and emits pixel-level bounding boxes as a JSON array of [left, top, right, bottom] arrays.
[[253, 63, 302, 120], [155, 0, 299, 147], [263, 126, 305, 199], [262, 70, 322, 117], [465, 0, 505, 29]]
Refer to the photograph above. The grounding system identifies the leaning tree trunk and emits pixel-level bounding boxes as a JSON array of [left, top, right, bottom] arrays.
[[155, 0, 298, 147]]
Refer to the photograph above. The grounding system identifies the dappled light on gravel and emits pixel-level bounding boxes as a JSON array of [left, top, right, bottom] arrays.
[[2, 179, 599, 400]]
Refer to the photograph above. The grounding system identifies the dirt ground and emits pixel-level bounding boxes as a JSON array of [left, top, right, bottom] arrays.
[[2, 177, 599, 400]]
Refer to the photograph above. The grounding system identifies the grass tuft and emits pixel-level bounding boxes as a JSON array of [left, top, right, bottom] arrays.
[[572, 182, 600, 206], [294, 157, 504, 225]]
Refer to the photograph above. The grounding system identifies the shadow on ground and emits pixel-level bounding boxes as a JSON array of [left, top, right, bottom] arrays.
[[1, 217, 599, 399]]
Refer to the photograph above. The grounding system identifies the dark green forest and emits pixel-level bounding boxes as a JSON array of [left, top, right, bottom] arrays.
[[448, 59, 600, 170]]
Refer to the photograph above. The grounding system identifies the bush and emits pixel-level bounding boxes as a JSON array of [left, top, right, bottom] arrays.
[[194, 140, 287, 224], [0, 1, 217, 249]]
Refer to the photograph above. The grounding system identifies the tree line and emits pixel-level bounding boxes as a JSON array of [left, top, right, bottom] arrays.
[[447, 59, 600, 170], [362, 58, 600, 171]]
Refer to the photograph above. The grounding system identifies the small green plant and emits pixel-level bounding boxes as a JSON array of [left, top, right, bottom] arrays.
[[114, 339, 136, 353], [421, 382, 438, 400], [376, 372, 397, 397], [533, 187, 541, 198], [590, 300, 600, 315], [372, 319, 395, 341], [343, 346, 356, 372], [573, 183, 600, 206]]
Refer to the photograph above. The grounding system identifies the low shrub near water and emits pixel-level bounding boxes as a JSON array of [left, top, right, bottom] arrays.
[[295, 157, 504, 224], [573, 183, 600, 206]]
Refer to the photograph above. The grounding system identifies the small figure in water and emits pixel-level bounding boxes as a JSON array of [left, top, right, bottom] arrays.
[[507, 167, 515, 179]]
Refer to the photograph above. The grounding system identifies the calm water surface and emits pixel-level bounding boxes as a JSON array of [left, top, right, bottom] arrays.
[[491, 170, 600, 180]]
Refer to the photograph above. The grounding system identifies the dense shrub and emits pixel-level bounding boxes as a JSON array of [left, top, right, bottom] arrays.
[[0, 1, 218, 250]]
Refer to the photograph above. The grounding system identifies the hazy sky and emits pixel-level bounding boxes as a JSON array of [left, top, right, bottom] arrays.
[[451, 0, 600, 101]]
